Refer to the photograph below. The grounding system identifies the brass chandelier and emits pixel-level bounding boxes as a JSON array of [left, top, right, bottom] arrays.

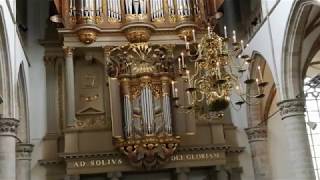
[[171, 26, 268, 117]]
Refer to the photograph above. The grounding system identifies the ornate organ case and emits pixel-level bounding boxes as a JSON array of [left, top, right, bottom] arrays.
[[39, 0, 244, 179]]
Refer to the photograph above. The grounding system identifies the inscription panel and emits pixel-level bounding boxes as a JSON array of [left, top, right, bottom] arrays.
[[66, 151, 226, 175]]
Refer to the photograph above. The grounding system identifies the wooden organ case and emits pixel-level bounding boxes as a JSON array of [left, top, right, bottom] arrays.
[[39, 0, 245, 179]]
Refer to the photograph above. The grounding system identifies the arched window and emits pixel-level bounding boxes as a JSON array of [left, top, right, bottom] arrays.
[[305, 75, 320, 180]]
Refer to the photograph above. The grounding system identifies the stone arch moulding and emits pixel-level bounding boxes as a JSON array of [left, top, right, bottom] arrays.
[[281, 0, 320, 100], [16, 64, 30, 143], [0, 6, 13, 117], [245, 51, 275, 180], [247, 51, 277, 125]]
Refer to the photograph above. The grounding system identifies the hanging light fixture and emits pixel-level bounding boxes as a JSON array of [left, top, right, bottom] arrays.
[[172, 24, 268, 117]]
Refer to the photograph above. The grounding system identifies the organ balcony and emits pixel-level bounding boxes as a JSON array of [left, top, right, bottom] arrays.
[[52, 0, 223, 44]]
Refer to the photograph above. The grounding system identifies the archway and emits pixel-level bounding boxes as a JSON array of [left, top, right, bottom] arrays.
[[280, 0, 320, 179], [0, 7, 12, 117], [245, 53, 276, 180]]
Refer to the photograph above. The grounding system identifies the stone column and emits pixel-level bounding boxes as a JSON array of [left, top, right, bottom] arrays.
[[278, 99, 316, 180], [64, 47, 76, 127], [107, 172, 122, 180], [245, 126, 270, 180], [16, 143, 34, 180], [0, 117, 19, 180], [175, 167, 190, 180]]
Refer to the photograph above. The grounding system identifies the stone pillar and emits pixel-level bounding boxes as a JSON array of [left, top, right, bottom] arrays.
[[245, 126, 270, 180], [107, 172, 122, 180], [16, 143, 34, 180], [278, 99, 316, 180], [64, 47, 76, 127], [175, 167, 190, 180], [0, 117, 19, 180]]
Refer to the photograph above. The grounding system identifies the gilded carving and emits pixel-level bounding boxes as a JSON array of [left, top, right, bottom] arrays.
[[63, 47, 74, 56], [125, 27, 151, 43], [77, 29, 97, 44], [114, 135, 181, 169], [75, 115, 107, 129]]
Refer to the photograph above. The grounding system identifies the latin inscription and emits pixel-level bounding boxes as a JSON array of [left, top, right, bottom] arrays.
[[171, 152, 221, 161], [73, 159, 123, 168], [71, 152, 222, 169]]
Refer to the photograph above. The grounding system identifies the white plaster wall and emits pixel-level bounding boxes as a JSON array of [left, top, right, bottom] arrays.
[[26, 0, 49, 180], [231, 0, 295, 180]]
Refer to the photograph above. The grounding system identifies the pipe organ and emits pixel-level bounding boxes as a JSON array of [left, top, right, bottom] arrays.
[[54, 0, 209, 44], [68, 0, 199, 22], [105, 44, 188, 168], [49, 0, 241, 174]]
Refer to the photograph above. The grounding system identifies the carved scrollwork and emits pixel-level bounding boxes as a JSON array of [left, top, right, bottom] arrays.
[[245, 126, 267, 143], [114, 135, 180, 169], [0, 118, 19, 136], [75, 114, 110, 130]]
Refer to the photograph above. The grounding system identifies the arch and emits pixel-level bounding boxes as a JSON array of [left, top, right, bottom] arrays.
[[245, 51, 276, 180], [16, 64, 30, 143], [247, 52, 276, 127], [0, 6, 13, 117], [281, 0, 320, 100]]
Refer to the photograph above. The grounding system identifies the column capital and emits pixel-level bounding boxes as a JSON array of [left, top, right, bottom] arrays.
[[245, 126, 267, 143], [63, 47, 75, 56], [0, 117, 19, 136], [278, 99, 305, 120], [16, 143, 34, 160]]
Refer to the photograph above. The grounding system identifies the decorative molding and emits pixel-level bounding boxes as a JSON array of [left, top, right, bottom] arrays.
[[38, 159, 64, 166], [277, 99, 305, 119], [59, 145, 244, 161], [245, 126, 267, 143], [0, 117, 19, 136], [16, 143, 34, 160]]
